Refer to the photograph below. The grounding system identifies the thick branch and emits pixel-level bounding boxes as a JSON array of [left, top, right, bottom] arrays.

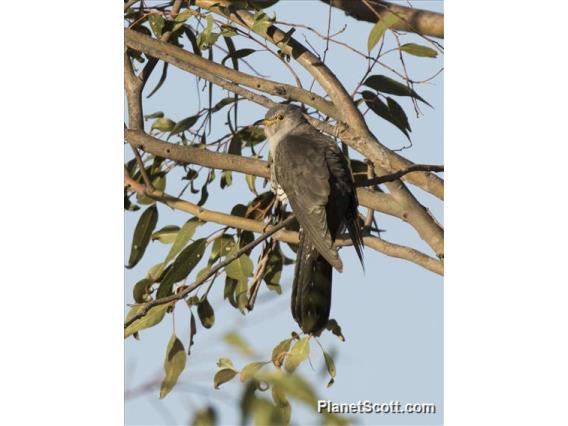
[[322, 0, 444, 38], [124, 172, 443, 275], [124, 129, 405, 219], [190, 2, 444, 257], [125, 28, 338, 119], [125, 27, 443, 200]]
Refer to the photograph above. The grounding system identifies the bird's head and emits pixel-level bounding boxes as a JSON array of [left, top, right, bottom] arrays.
[[262, 104, 306, 138]]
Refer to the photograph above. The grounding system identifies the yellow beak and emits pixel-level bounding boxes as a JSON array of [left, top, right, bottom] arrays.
[[262, 118, 277, 127]]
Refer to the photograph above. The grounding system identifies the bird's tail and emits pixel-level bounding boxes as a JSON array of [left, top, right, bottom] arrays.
[[291, 229, 333, 335]]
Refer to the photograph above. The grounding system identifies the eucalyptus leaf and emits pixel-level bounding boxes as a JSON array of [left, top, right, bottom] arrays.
[[239, 362, 265, 382], [284, 336, 310, 373], [400, 43, 438, 58], [367, 13, 399, 52], [157, 238, 207, 298], [159, 334, 187, 398], [127, 205, 158, 269], [124, 303, 169, 338], [165, 218, 201, 264], [197, 297, 215, 329], [151, 225, 180, 244], [214, 368, 238, 389], [151, 117, 176, 132], [148, 14, 165, 37], [271, 338, 292, 368], [363, 75, 430, 106]]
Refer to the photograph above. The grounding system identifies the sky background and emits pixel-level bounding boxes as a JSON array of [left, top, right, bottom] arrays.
[[125, 1, 444, 425]]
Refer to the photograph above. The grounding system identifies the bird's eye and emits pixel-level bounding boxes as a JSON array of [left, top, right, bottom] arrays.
[[277, 114, 284, 120]]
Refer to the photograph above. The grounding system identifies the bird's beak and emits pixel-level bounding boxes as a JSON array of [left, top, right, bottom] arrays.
[[257, 118, 276, 127]]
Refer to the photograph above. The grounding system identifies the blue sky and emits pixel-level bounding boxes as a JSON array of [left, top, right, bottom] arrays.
[[125, 1, 444, 425]]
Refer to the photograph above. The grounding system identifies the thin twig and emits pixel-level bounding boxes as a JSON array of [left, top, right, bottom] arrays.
[[356, 164, 444, 187], [124, 215, 297, 329]]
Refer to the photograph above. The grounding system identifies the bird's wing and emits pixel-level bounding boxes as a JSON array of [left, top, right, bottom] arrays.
[[273, 132, 343, 272]]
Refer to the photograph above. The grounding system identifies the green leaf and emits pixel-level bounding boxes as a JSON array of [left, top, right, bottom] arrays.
[[216, 357, 235, 369], [240, 362, 265, 382], [197, 297, 215, 329], [146, 261, 167, 281], [221, 48, 256, 65], [151, 225, 180, 244], [252, 11, 271, 34], [124, 303, 169, 338], [367, 13, 400, 52], [188, 311, 197, 355], [271, 338, 292, 368], [136, 174, 166, 205], [323, 350, 336, 378], [191, 406, 217, 426], [245, 174, 257, 195], [127, 205, 158, 268], [214, 368, 238, 389], [223, 331, 255, 356], [220, 170, 233, 188], [235, 278, 249, 311], [386, 96, 411, 138], [225, 252, 254, 281], [209, 96, 238, 113], [363, 75, 430, 105], [148, 14, 165, 37], [174, 9, 196, 22], [133, 278, 154, 303], [169, 114, 200, 137], [159, 334, 187, 398], [278, 373, 317, 405], [284, 336, 310, 373], [209, 234, 236, 264], [272, 384, 291, 425], [362, 91, 410, 138], [165, 218, 201, 264], [151, 117, 176, 132], [157, 238, 207, 298], [197, 15, 220, 50], [144, 111, 164, 120], [399, 43, 438, 58], [146, 62, 168, 99]]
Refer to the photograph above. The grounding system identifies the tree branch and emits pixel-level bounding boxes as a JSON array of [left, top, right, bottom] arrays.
[[357, 164, 444, 187], [124, 170, 443, 275], [195, 1, 443, 260], [125, 29, 339, 119], [124, 129, 405, 219], [124, 214, 299, 330], [321, 0, 444, 39], [124, 27, 443, 200]]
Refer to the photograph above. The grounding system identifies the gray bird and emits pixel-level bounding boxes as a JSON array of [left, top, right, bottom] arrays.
[[263, 104, 364, 334]]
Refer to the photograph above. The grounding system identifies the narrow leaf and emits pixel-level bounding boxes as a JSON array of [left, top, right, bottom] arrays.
[[151, 225, 180, 244], [223, 331, 254, 356], [157, 238, 207, 298], [221, 48, 256, 66], [148, 14, 165, 37], [165, 218, 201, 264], [169, 114, 200, 137], [144, 111, 164, 120], [127, 205, 158, 268], [363, 75, 430, 106], [133, 278, 154, 303], [124, 303, 169, 338], [146, 62, 169, 98], [214, 368, 237, 389], [159, 334, 187, 398], [271, 338, 292, 368], [151, 117, 176, 132], [284, 336, 310, 373], [323, 350, 336, 378], [197, 297, 215, 329], [399, 43, 438, 58], [239, 362, 265, 382], [367, 13, 399, 52]]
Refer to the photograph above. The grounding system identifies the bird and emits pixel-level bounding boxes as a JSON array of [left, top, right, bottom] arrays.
[[262, 104, 364, 335]]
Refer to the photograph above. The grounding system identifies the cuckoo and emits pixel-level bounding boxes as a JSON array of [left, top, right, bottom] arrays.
[[263, 104, 364, 334]]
